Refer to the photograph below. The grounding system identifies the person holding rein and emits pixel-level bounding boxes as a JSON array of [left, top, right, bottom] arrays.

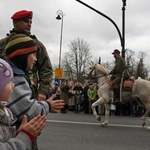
[[109, 49, 130, 102]]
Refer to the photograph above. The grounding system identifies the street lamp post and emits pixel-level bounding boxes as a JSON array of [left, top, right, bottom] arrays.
[[56, 10, 64, 68], [75, 0, 126, 59], [122, 0, 126, 59]]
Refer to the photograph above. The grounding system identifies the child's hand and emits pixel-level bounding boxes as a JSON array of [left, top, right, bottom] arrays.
[[19, 115, 46, 137]]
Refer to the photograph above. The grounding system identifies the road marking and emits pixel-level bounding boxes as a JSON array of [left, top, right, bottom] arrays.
[[46, 119, 145, 128]]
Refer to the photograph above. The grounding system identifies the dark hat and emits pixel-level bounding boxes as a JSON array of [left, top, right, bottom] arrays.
[[112, 49, 120, 54], [0, 58, 13, 93], [5, 34, 37, 60], [11, 10, 33, 20]]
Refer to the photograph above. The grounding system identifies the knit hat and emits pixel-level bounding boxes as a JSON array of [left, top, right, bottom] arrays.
[[5, 34, 37, 72], [5, 34, 37, 60], [0, 58, 13, 93]]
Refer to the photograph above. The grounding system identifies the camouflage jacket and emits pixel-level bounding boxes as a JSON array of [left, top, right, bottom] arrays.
[[0, 29, 53, 98]]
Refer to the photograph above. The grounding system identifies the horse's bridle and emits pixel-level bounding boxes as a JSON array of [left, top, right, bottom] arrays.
[[86, 64, 96, 79], [88, 64, 108, 79]]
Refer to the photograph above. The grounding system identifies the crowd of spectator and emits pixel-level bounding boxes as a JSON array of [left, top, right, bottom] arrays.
[[48, 80, 146, 117]]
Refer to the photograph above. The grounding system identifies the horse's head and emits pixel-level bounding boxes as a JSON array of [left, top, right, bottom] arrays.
[[86, 61, 110, 82], [86, 61, 97, 79]]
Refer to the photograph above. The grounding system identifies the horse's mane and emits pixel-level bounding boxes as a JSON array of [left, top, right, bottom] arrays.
[[96, 64, 109, 75]]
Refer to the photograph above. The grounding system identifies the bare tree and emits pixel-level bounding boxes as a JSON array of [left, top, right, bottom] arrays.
[[135, 52, 148, 79], [62, 38, 92, 82], [125, 49, 136, 76]]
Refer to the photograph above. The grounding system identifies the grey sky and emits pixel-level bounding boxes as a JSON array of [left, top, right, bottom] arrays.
[[0, 0, 150, 66]]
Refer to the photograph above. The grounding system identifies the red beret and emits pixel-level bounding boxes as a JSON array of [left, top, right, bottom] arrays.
[[11, 10, 33, 20], [112, 49, 120, 54]]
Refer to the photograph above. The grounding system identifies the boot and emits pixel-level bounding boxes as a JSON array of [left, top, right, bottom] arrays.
[[113, 88, 120, 103]]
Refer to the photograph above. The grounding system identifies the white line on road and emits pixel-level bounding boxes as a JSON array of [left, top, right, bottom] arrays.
[[46, 119, 145, 128]]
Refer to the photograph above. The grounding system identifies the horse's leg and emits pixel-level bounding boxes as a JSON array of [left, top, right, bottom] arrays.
[[92, 97, 104, 121], [141, 110, 149, 127], [101, 103, 110, 127]]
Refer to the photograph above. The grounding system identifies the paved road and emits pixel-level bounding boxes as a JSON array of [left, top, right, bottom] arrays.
[[38, 111, 150, 150]]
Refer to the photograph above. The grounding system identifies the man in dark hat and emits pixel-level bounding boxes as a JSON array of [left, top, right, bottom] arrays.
[[109, 49, 130, 102], [0, 10, 53, 101]]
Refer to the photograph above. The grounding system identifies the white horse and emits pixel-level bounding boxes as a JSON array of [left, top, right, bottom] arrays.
[[87, 62, 150, 129]]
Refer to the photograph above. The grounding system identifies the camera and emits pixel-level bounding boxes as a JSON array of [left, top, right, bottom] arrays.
[[54, 92, 60, 100]]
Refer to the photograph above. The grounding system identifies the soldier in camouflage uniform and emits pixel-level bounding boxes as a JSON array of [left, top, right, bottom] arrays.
[[0, 10, 53, 101], [0, 10, 53, 150]]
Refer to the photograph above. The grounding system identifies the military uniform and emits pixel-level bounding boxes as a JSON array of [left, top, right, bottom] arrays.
[[110, 49, 129, 88], [109, 49, 130, 103]]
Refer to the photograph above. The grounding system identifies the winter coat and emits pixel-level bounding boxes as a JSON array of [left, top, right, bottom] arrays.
[[87, 88, 97, 101], [0, 104, 32, 150], [60, 84, 69, 104]]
